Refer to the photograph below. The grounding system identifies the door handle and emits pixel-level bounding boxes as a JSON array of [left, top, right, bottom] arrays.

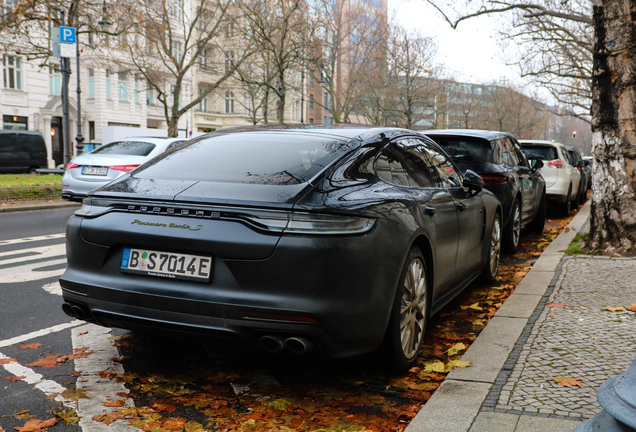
[[425, 206, 436, 216], [456, 202, 467, 211]]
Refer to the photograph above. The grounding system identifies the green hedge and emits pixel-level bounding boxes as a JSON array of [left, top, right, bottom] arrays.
[[0, 186, 63, 203]]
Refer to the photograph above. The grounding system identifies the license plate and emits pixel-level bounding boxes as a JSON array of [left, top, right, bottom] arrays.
[[82, 166, 108, 176], [120, 248, 212, 282]]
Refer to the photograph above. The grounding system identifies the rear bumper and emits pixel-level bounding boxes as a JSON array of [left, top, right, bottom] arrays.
[[60, 214, 406, 358]]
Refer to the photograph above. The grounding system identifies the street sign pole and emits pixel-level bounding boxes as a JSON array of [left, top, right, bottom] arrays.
[[75, 36, 84, 155], [60, 11, 71, 167]]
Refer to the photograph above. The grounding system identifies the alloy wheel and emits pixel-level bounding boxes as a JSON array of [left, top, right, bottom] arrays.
[[489, 216, 501, 276], [400, 259, 427, 360], [511, 202, 521, 248]]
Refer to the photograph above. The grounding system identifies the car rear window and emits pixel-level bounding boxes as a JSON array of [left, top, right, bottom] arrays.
[[522, 145, 557, 161], [426, 136, 492, 164], [91, 141, 156, 156], [135, 132, 355, 185]]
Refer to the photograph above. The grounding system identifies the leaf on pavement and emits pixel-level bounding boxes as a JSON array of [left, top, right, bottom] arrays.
[[629, 303, 636, 312], [421, 360, 445, 374], [445, 360, 471, 372], [546, 303, 567, 308], [446, 343, 467, 357], [460, 303, 483, 311], [603, 306, 626, 312], [4, 376, 26, 382], [25, 356, 60, 369], [553, 376, 582, 387], [0, 358, 17, 365], [408, 382, 439, 391], [92, 411, 125, 425], [55, 409, 80, 425], [98, 371, 117, 379], [152, 403, 178, 414], [103, 400, 125, 407], [14, 418, 57, 431], [0, 410, 32, 420], [61, 389, 90, 401], [18, 343, 43, 350], [184, 421, 207, 432]]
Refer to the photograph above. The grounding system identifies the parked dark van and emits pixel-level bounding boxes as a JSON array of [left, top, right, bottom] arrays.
[[0, 130, 47, 173]]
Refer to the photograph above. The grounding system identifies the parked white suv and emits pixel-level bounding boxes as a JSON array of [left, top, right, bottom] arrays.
[[520, 140, 581, 216]]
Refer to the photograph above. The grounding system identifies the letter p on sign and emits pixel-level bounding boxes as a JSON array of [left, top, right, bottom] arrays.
[[60, 26, 76, 43]]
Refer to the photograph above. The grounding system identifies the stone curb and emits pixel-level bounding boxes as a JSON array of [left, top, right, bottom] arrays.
[[406, 201, 592, 432], [0, 201, 80, 213]]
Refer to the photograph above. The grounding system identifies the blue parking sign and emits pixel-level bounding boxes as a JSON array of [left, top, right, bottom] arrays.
[[60, 26, 76, 43]]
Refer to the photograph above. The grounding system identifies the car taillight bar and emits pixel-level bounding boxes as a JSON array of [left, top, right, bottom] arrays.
[[110, 164, 140, 172], [66, 163, 78, 170], [476, 173, 509, 185], [546, 159, 564, 169]]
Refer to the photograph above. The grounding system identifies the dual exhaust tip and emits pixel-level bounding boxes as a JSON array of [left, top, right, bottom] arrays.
[[258, 335, 314, 355], [62, 302, 91, 321]]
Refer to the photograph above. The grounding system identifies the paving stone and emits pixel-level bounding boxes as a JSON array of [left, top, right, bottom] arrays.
[[469, 412, 518, 432], [492, 258, 636, 420]]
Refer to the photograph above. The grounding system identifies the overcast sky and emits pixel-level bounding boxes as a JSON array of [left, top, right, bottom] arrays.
[[391, 1, 523, 85]]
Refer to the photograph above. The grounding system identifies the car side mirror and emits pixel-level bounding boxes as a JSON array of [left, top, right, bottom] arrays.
[[575, 160, 584, 168], [530, 159, 544, 171], [463, 169, 484, 192]]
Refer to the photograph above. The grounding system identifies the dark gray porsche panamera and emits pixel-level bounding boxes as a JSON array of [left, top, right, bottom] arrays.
[[60, 126, 502, 370]]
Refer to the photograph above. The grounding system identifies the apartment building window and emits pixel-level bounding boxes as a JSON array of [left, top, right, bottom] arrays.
[[135, 79, 140, 103], [118, 72, 128, 101], [172, 42, 183, 63], [3, 55, 21, 90], [169, 0, 183, 22], [224, 51, 234, 73], [105, 70, 111, 99], [323, 92, 328, 108], [309, 118, 314, 124], [309, 94, 314, 109], [88, 68, 95, 98], [224, 91, 234, 114], [49, 67, 61, 95], [198, 88, 208, 112], [310, 75, 314, 86], [224, 22, 235, 38], [147, 82, 154, 105], [199, 48, 211, 70], [324, 116, 333, 124], [89, 121, 95, 141]]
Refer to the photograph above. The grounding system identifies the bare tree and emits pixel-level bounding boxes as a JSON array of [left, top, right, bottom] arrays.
[[308, 0, 387, 124], [97, 0, 251, 137], [236, 0, 311, 123], [423, 1, 593, 121], [354, 23, 439, 129]]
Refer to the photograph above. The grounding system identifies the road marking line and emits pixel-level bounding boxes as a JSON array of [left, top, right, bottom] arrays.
[[0, 320, 84, 348], [0, 258, 66, 283], [72, 324, 138, 431], [0, 352, 73, 408], [0, 243, 66, 264], [43, 281, 62, 296], [0, 233, 65, 246]]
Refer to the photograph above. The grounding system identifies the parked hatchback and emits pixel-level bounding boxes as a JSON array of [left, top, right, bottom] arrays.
[[520, 140, 581, 216], [0, 130, 47, 173], [423, 130, 546, 253], [62, 137, 185, 201]]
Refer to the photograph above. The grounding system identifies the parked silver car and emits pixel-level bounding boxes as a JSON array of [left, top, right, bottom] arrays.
[[520, 140, 581, 216], [62, 137, 185, 201]]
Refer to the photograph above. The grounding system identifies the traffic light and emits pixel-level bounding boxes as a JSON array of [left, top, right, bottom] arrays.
[[572, 131, 577, 138]]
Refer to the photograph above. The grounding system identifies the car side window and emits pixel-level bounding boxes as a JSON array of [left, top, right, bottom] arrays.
[[417, 140, 463, 188], [375, 141, 438, 188], [501, 138, 519, 166], [0, 134, 19, 152], [511, 138, 529, 167], [492, 140, 505, 164]]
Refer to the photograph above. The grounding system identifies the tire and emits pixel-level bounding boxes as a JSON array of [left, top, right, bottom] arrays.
[[27, 167, 38, 174], [382, 247, 428, 371], [560, 186, 572, 217], [502, 199, 521, 254], [527, 190, 546, 234], [478, 212, 501, 284]]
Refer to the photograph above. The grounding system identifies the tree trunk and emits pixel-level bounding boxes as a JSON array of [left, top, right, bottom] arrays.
[[586, 1, 636, 255]]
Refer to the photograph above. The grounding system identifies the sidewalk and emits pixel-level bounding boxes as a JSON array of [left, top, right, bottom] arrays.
[[407, 201, 636, 431], [0, 199, 80, 213]]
